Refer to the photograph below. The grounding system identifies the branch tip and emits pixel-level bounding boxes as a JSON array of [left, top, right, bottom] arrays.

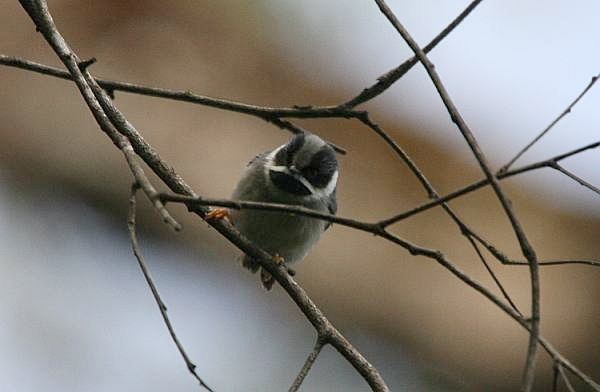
[[77, 57, 97, 71]]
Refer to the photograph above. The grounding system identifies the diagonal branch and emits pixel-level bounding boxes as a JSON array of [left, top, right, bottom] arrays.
[[356, 113, 521, 312], [343, 0, 484, 108], [557, 363, 577, 392], [372, 1, 541, 390], [123, 144, 182, 231], [550, 162, 600, 196], [466, 234, 522, 315], [379, 141, 600, 226], [289, 336, 327, 392]]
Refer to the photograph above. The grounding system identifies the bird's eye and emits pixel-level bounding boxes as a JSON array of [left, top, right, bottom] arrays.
[[303, 167, 318, 178]]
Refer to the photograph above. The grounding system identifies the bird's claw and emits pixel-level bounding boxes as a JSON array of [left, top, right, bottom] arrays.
[[272, 254, 285, 265], [205, 208, 231, 222]]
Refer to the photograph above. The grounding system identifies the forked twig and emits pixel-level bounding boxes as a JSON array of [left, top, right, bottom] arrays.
[[128, 184, 213, 391], [500, 73, 600, 173]]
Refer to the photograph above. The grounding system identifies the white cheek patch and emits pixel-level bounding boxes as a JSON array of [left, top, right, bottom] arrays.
[[264, 145, 284, 175]]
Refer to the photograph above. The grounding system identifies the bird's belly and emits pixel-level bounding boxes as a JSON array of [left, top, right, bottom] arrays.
[[231, 209, 325, 263]]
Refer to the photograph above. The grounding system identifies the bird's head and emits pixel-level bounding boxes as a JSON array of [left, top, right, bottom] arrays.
[[266, 133, 338, 198]]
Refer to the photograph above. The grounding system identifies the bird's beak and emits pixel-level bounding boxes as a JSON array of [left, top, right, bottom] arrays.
[[269, 166, 315, 196]]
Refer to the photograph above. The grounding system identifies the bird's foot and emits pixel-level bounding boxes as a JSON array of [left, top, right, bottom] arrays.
[[260, 269, 275, 291], [205, 207, 230, 222], [260, 254, 287, 291]]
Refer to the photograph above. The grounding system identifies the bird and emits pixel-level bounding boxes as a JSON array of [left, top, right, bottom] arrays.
[[208, 133, 339, 290]]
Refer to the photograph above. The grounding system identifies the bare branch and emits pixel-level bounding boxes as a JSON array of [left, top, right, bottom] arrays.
[[0, 56, 354, 117], [343, 0, 484, 107], [380, 141, 600, 227], [128, 185, 213, 391], [550, 162, 600, 196], [159, 194, 379, 233], [289, 337, 327, 392], [553, 362, 560, 392], [500, 73, 600, 173], [162, 193, 600, 269], [266, 117, 347, 154], [123, 145, 181, 231], [557, 363, 577, 392], [466, 235, 522, 315], [509, 259, 600, 267], [372, 1, 541, 389], [0, 54, 347, 155], [376, 230, 600, 391]]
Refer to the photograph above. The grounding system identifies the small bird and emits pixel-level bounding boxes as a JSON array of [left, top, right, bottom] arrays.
[[210, 133, 339, 290]]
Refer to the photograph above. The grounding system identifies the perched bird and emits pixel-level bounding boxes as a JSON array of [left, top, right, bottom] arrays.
[[210, 133, 339, 290]]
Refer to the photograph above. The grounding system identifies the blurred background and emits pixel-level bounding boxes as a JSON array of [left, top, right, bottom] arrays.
[[1, 1, 598, 391]]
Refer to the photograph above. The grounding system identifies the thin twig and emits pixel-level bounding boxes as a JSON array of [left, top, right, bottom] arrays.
[[16, 1, 212, 388], [0, 56, 356, 117], [128, 185, 213, 391], [0, 54, 347, 154], [122, 145, 182, 231], [161, 193, 600, 268], [357, 113, 523, 311], [500, 73, 600, 173], [553, 361, 560, 392], [466, 235, 522, 315], [379, 141, 600, 227], [289, 337, 327, 392], [376, 230, 600, 392], [343, 0, 484, 108], [372, 1, 541, 389], [266, 117, 347, 154], [557, 363, 577, 392], [550, 162, 600, 196], [467, 228, 600, 267], [159, 194, 379, 233], [509, 259, 600, 267]]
